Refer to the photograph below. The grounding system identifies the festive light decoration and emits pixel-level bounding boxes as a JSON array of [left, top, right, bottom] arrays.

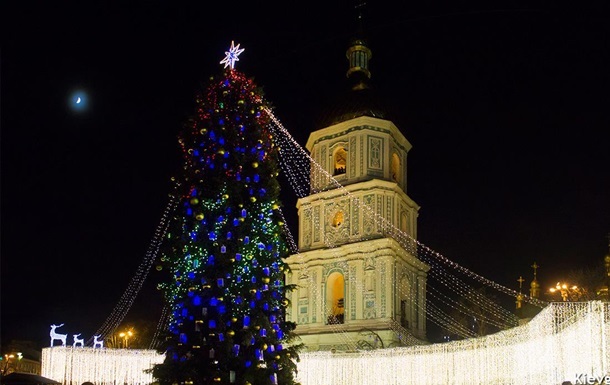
[[292, 302, 609, 385], [91, 186, 179, 345], [219, 40, 245, 69], [41, 347, 164, 385], [41, 302, 608, 385], [152, 66, 301, 384]]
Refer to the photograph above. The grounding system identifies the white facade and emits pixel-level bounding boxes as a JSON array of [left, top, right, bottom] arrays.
[[285, 116, 429, 351]]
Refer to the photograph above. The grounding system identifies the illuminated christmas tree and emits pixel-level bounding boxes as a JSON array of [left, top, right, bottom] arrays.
[[153, 42, 302, 385]]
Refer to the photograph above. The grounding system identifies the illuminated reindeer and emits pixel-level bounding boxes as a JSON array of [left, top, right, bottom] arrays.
[[93, 335, 104, 348], [72, 333, 84, 347], [50, 324, 67, 347]]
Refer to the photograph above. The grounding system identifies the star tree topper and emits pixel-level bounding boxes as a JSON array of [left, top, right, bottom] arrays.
[[220, 40, 245, 69]]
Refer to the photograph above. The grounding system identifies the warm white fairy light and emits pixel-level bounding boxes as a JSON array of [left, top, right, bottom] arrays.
[[291, 302, 608, 385], [42, 347, 165, 385], [149, 302, 170, 349], [92, 188, 180, 343], [266, 109, 543, 340]]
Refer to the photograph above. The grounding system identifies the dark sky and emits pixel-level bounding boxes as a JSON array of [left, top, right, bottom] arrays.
[[2, 1, 609, 349]]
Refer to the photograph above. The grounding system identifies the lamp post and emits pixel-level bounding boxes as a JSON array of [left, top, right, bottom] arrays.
[[1, 353, 22, 376], [1, 354, 14, 376], [549, 282, 583, 302], [119, 330, 134, 348]]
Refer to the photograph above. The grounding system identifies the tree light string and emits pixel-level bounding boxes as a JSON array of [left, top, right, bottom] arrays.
[[91, 180, 182, 344], [273, 132, 466, 343], [265, 108, 544, 312], [149, 302, 170, 349], [265, 109, 541, 340], [268, 113, 434, 345], [266, 108, 545, 308]]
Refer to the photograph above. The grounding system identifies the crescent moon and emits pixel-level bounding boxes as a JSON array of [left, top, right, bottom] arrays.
[[76, 97, 82, 104]]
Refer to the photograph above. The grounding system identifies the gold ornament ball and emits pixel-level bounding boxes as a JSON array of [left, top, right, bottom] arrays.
[[250, 197, 257, 202], [227, 330, 235, 336], [190, 198, 199, 205], [252, 161, 259, 168], [195, 213, 204, 221], [262, 277, 270, 284], [156, 265, 163, 271], [231, 317, 238, 323], [275, 355, 280, 360]]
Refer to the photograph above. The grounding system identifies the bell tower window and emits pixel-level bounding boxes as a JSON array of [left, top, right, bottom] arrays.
[[326, 272, 345, 324], [333, 147, 347, 175], [391, 152, 401, 182], [331, 210, 344, 228]]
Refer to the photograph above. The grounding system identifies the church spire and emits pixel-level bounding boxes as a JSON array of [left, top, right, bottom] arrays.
[[346, 1, 372, 90], [529, 262, 540, 298]]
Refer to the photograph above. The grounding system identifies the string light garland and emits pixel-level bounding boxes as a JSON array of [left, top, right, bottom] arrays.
[[42, 302, 608, 385], [265, 109, 544, 344], [90, 184, 181, 344], [292, 302, 608, 385], [42, 347, 164, 385]]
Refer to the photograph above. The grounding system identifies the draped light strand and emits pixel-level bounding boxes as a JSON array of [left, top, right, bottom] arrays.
[[91, 181, 181, 344], [149, 302, 171, 349], [265, 109, 530, 336]]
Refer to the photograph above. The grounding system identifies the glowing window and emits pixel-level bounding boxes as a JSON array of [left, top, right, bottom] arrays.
[[391, 153, 401, 182], [333, 147, 347, 175], [326, 272, 345, 324], [331, 211, 344, 228]]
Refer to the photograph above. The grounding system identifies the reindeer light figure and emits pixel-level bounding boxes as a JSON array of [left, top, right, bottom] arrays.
[[72, 333, 84, 347], [50, 324, 67, 347], [93, 335, 104, 348]]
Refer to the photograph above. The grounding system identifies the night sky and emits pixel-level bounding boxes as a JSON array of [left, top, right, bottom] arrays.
[[2, 2, 609, 349]]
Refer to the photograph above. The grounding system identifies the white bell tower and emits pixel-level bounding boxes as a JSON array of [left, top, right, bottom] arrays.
[[285, 27, 429, 351]]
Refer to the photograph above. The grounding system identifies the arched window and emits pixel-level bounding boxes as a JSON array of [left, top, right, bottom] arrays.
[[400, 276, 411, 329], [331, 210, 344, 228], [326, 272, 345, 324], [333, 147, 347, 175], [391, 152, 401, 182]]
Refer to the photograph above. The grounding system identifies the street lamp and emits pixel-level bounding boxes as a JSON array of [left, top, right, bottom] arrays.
[[1, 353, 22, 376], [119, 330, 134, 348], [549, 282, 583, 301]]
